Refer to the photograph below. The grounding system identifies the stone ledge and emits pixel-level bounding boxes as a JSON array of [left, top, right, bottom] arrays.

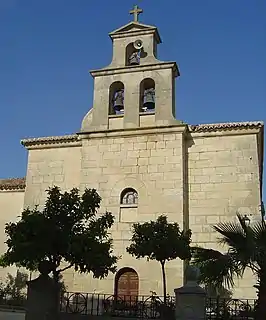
[[90, 61, 179, 77], [79, 124, 188, 139], [19, 121, 263, 148]]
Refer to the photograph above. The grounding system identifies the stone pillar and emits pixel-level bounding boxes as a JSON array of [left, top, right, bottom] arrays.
[[25, 262, 60, 320], [174, 266, 206, 320]]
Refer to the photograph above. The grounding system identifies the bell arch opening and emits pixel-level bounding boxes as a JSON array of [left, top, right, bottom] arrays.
[[114, 267, 139, 300], [109, 81, 124, 115], [125, 43, 140, 66], [139, 78, 155, 112]]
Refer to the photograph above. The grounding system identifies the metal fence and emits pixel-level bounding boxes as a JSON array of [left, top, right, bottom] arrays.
[[206, 298, 257, 320], [60, 293, 258, 319], [0, 294, 26, 311], [60, 292, 175, 319]]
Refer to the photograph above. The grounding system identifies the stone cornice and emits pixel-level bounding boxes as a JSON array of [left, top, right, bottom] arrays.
[[90, 62, 179, 77], [109, 21, 162, 43], [0, 178, 26, 191], [78, 124, 188, 140], [79, 121, 264, 138], [110, 28, 161, 44], [21, 134, 81, 149], [20, 122, 263, 149]]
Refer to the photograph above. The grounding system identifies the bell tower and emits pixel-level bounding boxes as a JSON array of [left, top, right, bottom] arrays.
[[81, 6, 180, 132]]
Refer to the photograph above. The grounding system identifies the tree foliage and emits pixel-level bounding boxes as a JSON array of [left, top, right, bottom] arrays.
[[0, 186, 117, 280], [192, 213, 266, 320], [0, 270, 28, 302], [204, 283, 232, 299], [127, 215, 191, 302]]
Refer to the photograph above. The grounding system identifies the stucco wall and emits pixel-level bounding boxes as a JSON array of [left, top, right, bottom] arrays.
[[0, 190, 25, 279]]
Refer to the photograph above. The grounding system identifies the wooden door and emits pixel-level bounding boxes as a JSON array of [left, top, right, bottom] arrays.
[[116, 269, 139, 300]]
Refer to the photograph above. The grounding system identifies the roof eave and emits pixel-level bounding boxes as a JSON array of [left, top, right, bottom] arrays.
[[0, 178, 26, 191], [109, 25, 162, 44], [21, 134, 80, 149]]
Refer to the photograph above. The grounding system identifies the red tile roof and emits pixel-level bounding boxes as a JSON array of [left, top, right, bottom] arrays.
[[0, 178, 26, 191], [189, 121, 263, 132]]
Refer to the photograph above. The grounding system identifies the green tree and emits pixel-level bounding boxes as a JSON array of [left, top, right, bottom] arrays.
[[4, 270, 28, 301], [0, 186, 118, 283], [192, 212, 266, 320], [204, 283, 232, 299], [127, 215, 191, 303]]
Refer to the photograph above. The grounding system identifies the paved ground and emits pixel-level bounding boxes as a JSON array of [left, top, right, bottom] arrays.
[[0, 311, 25, 319]]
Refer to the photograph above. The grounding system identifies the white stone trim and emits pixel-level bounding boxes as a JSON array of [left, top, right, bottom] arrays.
[[90, 62, 179, 77]]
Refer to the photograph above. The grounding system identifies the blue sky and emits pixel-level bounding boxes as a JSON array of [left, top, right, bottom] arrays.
[[0, 0, 265, 199]]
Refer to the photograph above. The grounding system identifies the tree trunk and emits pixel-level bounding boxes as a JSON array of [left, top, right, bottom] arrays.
[[53, 270, 60, 284], [255, 270, 266, 320], [161, 261, 167, 304]]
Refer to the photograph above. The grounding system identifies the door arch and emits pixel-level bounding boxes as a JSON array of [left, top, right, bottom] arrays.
[[114, 267, 139, 299]]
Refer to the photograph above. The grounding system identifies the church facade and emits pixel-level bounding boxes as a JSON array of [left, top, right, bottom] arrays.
[[0, 8, 264, 299]]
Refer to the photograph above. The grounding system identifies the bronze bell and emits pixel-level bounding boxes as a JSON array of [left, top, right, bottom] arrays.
[[129, 52, 140, 66], [143, 88, 155, 110], [113, 90, 124, 113]]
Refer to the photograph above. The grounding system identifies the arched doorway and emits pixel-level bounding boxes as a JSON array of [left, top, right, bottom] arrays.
[[114, 267, 139, 299]]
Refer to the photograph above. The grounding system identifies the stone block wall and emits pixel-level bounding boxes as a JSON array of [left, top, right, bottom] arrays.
[[77, 127, 187, 295], [22, 144, 82, 290], [87, 67, 176, 131], [24, 145, 81, 209], [15, 124, 263, 299], [187, 132, 261, 298]]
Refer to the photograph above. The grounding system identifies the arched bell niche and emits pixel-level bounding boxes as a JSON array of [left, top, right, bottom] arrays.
[[125, 43, 139, 66], [139, 78, 155, 112], [109, 81, 125, 115]]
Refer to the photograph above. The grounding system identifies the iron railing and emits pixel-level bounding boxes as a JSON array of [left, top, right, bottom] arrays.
[[206, 298, 257, 320], [0, 294, 26, 311], [60, 292, 175, 319], [60, 293, 257, 319]]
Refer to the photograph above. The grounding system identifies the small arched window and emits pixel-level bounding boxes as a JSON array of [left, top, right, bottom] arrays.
[[120, 188, 138, 206], [139, 78, 155, 112], [109, 81, 124, 115]]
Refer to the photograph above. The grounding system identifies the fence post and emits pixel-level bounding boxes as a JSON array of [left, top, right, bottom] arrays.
[[174, 266, 206, 320]]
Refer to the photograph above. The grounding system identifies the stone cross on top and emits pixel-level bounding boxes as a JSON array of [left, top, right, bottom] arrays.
[[130, 5, 143, 22]]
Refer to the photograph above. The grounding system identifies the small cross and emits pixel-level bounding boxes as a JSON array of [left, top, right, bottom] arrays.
[[129, 5, 143, 22]]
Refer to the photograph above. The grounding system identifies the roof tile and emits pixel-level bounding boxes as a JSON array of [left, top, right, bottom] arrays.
[[0, 178, 26, 191]]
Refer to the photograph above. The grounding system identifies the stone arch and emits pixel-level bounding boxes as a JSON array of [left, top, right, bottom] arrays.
[[120, 188, 138, 206], [110, 176, 148, 206], [114, 267, 139, 299], [109, 81, 124, 115], [139, 78, 155, 112], [125, 42, 138, 66]]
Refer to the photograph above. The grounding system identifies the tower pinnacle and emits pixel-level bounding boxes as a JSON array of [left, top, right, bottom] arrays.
[[129, 5, 143, 22]]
